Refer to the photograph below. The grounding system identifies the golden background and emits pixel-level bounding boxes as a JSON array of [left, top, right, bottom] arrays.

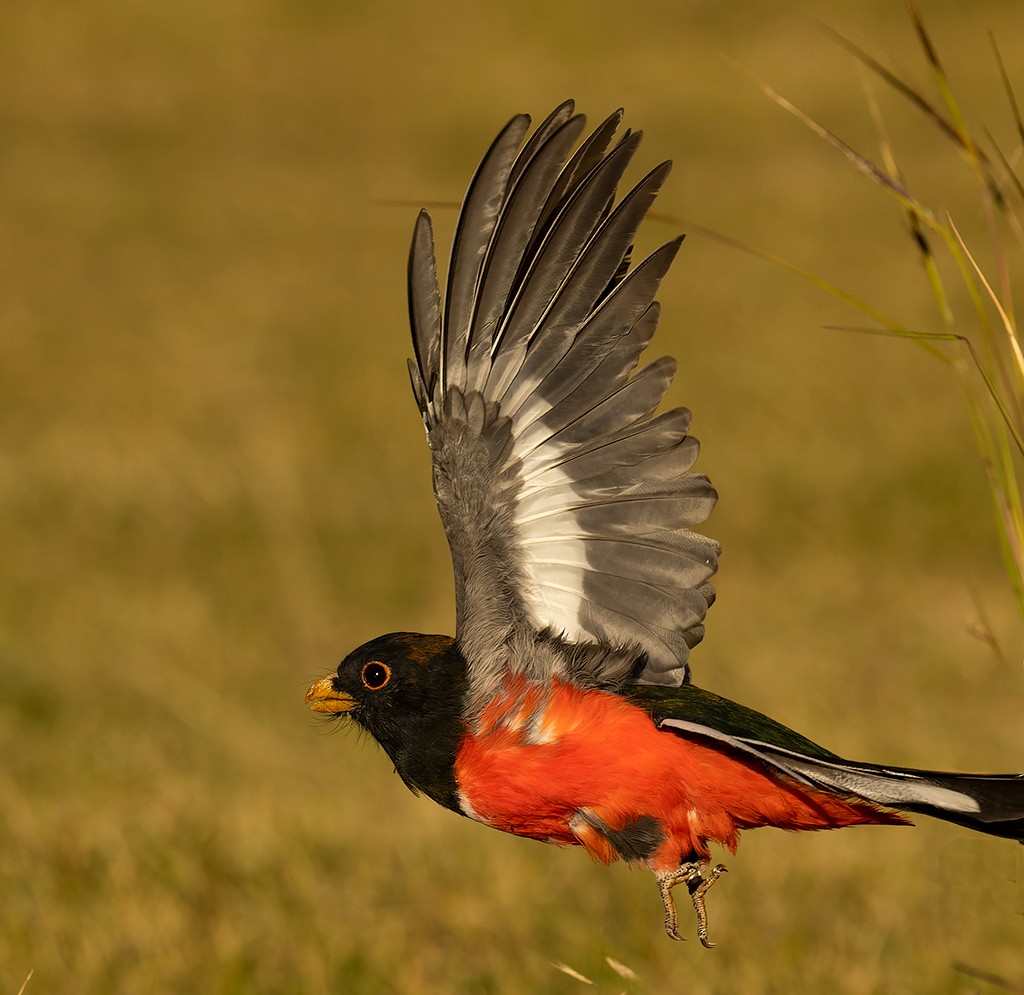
[[2, 1, 1023, 991]]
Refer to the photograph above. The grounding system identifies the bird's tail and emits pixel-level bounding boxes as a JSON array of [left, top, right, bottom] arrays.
[[758, 746, 1024, 841], [653, 696, 1024, 841]]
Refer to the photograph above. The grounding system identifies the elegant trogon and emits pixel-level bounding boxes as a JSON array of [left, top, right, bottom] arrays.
[[307, 103, 1024, 946]]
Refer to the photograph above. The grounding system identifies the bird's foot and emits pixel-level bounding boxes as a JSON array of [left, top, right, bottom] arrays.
[[656, 861, 728, 948]]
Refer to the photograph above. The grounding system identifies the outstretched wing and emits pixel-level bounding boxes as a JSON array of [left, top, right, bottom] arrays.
[[407, 102, 719, 694]]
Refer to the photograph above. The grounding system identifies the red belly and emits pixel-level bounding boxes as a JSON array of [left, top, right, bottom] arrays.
[[454, 676, 901, 869]]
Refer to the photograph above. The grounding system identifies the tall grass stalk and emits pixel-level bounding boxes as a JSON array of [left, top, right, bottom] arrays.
[[719, 2, 1024, 621]]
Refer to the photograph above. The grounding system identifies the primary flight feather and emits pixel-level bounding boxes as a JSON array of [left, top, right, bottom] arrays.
[[307, 102, 1024, 946]]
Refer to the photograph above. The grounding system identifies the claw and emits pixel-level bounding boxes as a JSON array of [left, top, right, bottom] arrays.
[[688, 863, 728, 948], [656, 861, 728, 947]]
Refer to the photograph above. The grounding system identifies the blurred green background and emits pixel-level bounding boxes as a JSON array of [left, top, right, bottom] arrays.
[[2, 1, 1024, 992]]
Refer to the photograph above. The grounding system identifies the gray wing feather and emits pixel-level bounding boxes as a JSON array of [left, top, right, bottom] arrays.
[[508, 100, 578, 187], [467, 113, 587, 387], [523, 411, 688, 476], [409, 105, 719, 696], [408, 211, 441, 407], [484, 131, 643, 390], [442, 114, 532, 394], [503, 244, 681, 423], [531, 109, 625, 247]]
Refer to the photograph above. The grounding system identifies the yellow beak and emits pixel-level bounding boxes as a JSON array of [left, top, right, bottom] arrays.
[[305, 675, 357, 714]]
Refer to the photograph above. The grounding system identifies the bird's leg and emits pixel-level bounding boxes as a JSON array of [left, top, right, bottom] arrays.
[[655, 864, 699, 942], [688, 863, 728, 948], [656, 861, 729, 948]]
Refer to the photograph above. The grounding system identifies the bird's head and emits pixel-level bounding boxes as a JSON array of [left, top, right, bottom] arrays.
[[306, 631, 464, 722], [305, 632, 469, 809]]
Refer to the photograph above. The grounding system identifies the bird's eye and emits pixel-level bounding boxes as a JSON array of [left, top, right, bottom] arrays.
[[361, 661, 391, 690]]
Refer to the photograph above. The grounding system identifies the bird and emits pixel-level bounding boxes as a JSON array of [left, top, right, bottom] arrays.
[[306, 101, 1024, 947]]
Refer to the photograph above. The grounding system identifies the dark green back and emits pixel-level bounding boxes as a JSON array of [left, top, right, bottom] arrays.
[[628, 683, 841, 762]]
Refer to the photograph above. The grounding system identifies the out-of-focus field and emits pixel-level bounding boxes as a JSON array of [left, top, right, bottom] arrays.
[[2, 1, 1024, 992]]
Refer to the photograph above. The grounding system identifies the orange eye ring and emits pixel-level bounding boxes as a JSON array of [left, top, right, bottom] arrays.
[[361, 661, 391, 690]]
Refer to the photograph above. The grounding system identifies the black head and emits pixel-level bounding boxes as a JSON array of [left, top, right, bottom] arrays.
[[306, 632, 468, 811]]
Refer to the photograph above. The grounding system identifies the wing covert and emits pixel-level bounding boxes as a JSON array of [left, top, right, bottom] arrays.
[[407, 103, 719, 694]]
